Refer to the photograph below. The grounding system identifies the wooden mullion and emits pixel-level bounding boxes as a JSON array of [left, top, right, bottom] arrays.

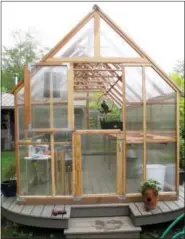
[[74, 134, 82, 197], [24, 65, 31, 131], [15, 93, 20, 195], [142, 67, 147, 183], [176, 92, 180, 195], [68, 63, 74, 129], [122, 66, 126, 194], [94, 12, 100, 57], [49, 71, 55, 196], [117, 134, 123, 195]]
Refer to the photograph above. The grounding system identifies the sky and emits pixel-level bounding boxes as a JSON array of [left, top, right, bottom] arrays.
[[2, 1, 184, 73]]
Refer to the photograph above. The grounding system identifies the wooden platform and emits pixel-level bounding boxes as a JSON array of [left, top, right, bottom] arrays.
[[2, 185, 184, 238]]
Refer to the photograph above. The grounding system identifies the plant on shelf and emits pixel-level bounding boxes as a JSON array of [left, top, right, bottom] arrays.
[[1, 162, 17, 197], [140, 179, 161, 211]]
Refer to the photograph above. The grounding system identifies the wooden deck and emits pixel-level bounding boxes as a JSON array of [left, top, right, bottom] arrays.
[[2, 185, 184, 238]]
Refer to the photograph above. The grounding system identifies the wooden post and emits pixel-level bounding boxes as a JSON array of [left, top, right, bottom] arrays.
[[142, 67, 147, 182], [15, 93, 20, 195], [74, 134, 82, 197], [86, 92, 90, 129], [24, 65, 31, 131], [68, 63, 74, 129], [176, 92, 180, 195], [116, 134, 123, 195], [50, 72, 56, 196], [122, 66, 126, 194], [94, 12, 100, 57]]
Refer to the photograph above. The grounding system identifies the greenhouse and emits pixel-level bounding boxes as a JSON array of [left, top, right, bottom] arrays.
[[12, 4, 181, 204]]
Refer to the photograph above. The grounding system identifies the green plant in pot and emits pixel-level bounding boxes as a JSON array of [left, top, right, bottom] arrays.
[[140, 179, 161, 211], [1, 162, 17, 197]]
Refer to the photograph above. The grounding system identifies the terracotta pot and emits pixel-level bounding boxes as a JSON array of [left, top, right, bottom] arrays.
[[143, 188, 158, 211]]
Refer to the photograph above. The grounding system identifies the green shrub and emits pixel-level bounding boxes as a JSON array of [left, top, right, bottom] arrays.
[[3, 162, 16, 180]]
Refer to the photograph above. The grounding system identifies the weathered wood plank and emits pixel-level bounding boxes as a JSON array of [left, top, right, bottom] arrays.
[[2, 197, 15, 209], [134, 202, 152, 216], [165, 201, 179, 211], [129, 203, 141, 217], [13, 204, 25, 214], [151, 206, 162, 215], [157, 201, 171, 213], [21, 205, 34, 215], [41, 205, 54, 218], [30, 205, 44, 217], [174, 200, 184, 209], [63, 205, 71, 219]]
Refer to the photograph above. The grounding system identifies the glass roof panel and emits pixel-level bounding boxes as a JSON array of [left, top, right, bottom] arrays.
[[54, 18, 94, 57], [100, 19, 140, 57], [145, 67, 175, 101]]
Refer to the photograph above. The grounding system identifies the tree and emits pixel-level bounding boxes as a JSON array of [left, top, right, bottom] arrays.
[[1, 30, 48, 92]]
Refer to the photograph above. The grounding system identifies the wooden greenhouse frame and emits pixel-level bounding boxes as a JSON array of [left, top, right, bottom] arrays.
[[12, 5, 181, 205]]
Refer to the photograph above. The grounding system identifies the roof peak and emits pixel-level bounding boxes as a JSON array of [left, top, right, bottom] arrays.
[[92, 4, 100, 11]]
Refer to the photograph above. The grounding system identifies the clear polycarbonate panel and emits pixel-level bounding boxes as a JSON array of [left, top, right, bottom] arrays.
[[30, 66, 68, 129], [145, 67, 175, 100], [146, 67, 176, 134], [125, 67, 143, 131], [81, 134, 117, 194], [100, 18, 140, 57], [19, 144, 51, 196], [54, 143, 72, 195], [54, 18, 94, 57], [126, 143, 143, 193], [146, 142, 176, 192], [18, 106, 25, 140], [74, 108, 85, 129], [53, 104, 68, 128], [31, 66, 68, 102], [32, 105, 50, 129]]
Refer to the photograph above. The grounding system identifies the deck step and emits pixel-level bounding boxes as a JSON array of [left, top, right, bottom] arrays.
[[71, 204, 129, 218], [64, 216, 141, 239]]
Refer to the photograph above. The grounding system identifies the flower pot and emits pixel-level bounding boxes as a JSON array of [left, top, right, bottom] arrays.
[[143, 188, 158, 211], [1, 180, 16, 197], [179, 169, 185, 185]]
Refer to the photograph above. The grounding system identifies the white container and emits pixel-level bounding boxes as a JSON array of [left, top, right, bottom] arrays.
[[146, 164, 166, 190]]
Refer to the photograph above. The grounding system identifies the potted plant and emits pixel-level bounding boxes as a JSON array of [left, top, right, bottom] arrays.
[[1, 163, 17, 197], [140, 179, 161, 211]]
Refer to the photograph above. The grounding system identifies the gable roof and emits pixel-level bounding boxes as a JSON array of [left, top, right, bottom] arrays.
[[10, 4, 182, 95]]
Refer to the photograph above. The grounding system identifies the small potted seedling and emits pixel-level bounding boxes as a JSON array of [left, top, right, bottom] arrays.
[[1, 163, 17, 197], [140, 179, 161, 211]]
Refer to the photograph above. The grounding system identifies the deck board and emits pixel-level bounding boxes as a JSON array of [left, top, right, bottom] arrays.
[[129, 203, 141, 217], [30, 205, 44, 217], [21, 205, 34, 215], [165, 201, 179, 211], [157, 202, 171, 213], [41, 205, 54, 218], [134, 202, 152, 216]]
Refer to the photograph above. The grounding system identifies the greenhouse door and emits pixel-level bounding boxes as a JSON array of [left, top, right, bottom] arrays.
[[73, 131, 124, 197]]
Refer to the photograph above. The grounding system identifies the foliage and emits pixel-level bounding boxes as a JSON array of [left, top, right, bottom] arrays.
[[3, 162, 16, 180], [1, 151, 16, 180], [173, 60, 184, 78], [1, 30, 49, 92], [140, 179, 161, 196]]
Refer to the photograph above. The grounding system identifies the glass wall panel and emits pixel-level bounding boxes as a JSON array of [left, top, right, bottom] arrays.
[[125, 67, 143, 131], [19, 144, 51, 195], [100, 19, 140, 57], [81, 134, 117, 194], [145, 67, 176, 139], [126, 143, 143, 193], [54, 18, 94, 57], [146, 142, 176, 192], [53, 104, 68, 128], [30, 66, 68, 129], [54, 143, 72, 195], [17, 88, 25, 140]]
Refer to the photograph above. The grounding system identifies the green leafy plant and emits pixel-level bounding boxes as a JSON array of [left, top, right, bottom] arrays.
[[3, 162, 16, 180], [140, 179, 161, 196]]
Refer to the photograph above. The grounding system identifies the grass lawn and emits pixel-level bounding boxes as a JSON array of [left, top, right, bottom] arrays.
[[1, 151, 16, 180]]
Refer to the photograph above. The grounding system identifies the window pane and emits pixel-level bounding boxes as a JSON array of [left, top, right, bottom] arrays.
[[147, 142, 176, 192], [54, 144, 72, 195], [100, 19, 140, 57], [19, 144, 51, 196], [54, 18, 94, 57], [126, 143, 143, 193], [81, 134, 117, 194]]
